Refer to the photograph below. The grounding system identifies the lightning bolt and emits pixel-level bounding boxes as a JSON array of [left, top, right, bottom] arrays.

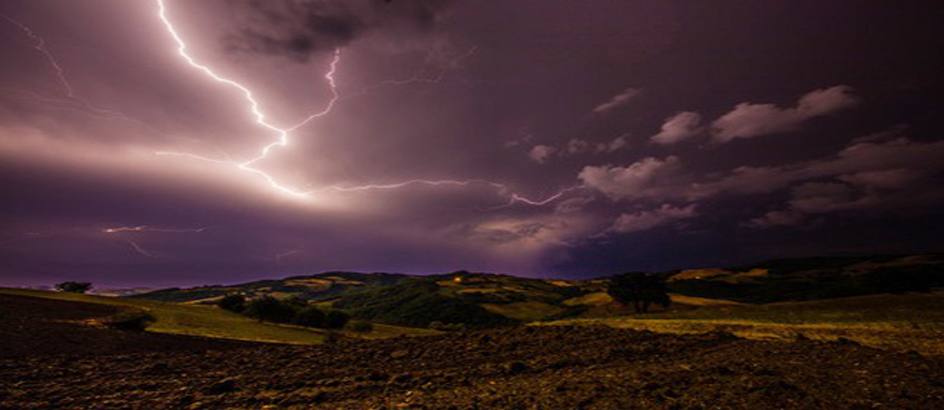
[[154, 0, 577, 208], [155, 0, 340, 197]]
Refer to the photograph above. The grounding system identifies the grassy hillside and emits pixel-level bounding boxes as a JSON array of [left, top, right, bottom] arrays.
[[133, 271, 600, 329], [131, 271, 409, 304], [0, 288, 438, 344], [122, 253, 944, 330], [543, 290, 944, 355], [332, 279, 520, 329], [666, 254, 944, 303]]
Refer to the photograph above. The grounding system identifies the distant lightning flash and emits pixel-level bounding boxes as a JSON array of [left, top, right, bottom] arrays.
[[1, 13, 142, 122], [103, 225, 207, 259], [348, 47, 478, 98], [1, 14, 73, 96], [313, 179, 588, 209], [102, 226, 208, 234], [123, 239, 162, 259], [154, 0, 576, 208]]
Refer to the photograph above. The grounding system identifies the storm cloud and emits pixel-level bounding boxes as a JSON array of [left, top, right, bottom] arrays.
[[226, 0, 456, 61], [1, 0, 943, 288]]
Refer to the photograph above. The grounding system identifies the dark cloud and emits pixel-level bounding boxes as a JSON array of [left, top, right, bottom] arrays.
[[226, 0, 456, 61]]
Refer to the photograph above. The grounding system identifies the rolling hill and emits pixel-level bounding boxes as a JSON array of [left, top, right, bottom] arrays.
[[126, 253, 944, 330]]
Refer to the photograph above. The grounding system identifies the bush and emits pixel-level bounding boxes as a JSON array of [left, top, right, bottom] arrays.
[[55, 281, 92, 293], [348, 320, 373, 332], [292, 307, 327, 328], [217, 294, 246, 312], [244, 296, 297, 323], [103, 310, 156, 331], [324, 310, 351, 329]]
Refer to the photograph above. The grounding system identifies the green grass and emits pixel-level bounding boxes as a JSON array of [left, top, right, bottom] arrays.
[[1, 288, 438, 344], [481, 301, 566, 321]]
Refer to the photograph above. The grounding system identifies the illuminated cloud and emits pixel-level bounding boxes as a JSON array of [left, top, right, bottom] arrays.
[[592, 87, 641, 115], [527, 135, 630, 163], [650, 111, 704, 145], [608, 204, 697, 233], [712, 85, 859, 142], [578, 156, 681, 201], [528, 144, 557, 164]]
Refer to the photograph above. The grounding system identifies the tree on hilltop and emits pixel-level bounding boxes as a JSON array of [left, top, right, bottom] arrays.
[[55, 281, 93, 293]]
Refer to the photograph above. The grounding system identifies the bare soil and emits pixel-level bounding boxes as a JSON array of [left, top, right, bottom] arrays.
[[2, 294, 943, 409]]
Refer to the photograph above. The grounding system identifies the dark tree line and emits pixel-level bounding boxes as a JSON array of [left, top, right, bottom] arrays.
[[217, 294, 352, 330]]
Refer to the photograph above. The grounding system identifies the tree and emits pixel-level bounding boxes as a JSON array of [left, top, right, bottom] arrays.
[[292, 307, 326, 328], [324, 310, 351, 329], [606, 272, 671, 314], [217, 294, 246, 313], [244, 296, 296, 323], [55, 281, 92, 293], [102, 310, 156, 331]]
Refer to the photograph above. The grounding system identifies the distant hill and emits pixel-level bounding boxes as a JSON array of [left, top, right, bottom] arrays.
[[131, 271, 407, 304], [133, 271, 604, 328], [666, 253, 944, 303], [130, 253, 944, 328]]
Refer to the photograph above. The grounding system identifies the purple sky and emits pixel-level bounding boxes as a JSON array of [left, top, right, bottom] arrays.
[[2, 0, 943, 288]]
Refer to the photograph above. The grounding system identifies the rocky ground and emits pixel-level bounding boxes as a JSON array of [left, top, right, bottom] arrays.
[[1, 294, 943, 409]]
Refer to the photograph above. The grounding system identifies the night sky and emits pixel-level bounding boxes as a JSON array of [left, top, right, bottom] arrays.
[[2, 0, 943, 288]]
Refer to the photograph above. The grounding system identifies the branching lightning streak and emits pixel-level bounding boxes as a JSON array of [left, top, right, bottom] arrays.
[[1, 13, 141, 121], [156, 0, 340, 197], [154, 0, 576, 208]]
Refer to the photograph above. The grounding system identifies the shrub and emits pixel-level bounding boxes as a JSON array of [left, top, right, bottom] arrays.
[[292, 307, 327, 328], [55, 281, 92, 293], [217, 294, 246, 312], [244, 296, 297, 323], [348, 320, 373, 332], [103, 310, 156, 331], [324, 310, 351, 329]]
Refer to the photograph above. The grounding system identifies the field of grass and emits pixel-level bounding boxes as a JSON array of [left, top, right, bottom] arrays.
[[481, 301, 565, 321], [542, 291, 944, 355], [0, 288, 439, 344]]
